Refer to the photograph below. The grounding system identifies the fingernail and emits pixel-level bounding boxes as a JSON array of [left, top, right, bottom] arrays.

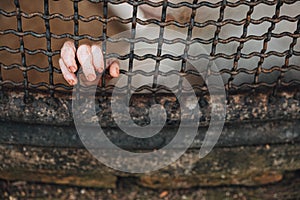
[[66, 75, 77, 85], [70, 66, 76, 73], [115, 67, 120, 77], [68, 79, 75, 86], [98, 67, 104, 74], [87, 74, 96, 81]]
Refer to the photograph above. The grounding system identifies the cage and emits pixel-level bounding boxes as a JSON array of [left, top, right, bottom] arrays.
[[0, 0, 300, 198]]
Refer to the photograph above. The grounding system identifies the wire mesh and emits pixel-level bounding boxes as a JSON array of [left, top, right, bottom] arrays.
[[0, 0, 299, 101]]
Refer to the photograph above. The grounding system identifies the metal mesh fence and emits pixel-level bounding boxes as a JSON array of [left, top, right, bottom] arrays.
[[0, 0, 299, 100]]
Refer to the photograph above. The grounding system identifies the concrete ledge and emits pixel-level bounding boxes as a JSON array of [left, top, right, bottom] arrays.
[[0, 120, 299, 149], [0, 86, 299, 126]]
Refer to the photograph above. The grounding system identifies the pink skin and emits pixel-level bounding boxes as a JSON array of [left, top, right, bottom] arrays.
[[59, 41, 120, 86]]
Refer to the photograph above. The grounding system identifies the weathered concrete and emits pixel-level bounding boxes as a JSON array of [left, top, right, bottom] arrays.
[[1, 170, 299, 200], [0, 86, 299, 126], [0, 142, 299, 189]]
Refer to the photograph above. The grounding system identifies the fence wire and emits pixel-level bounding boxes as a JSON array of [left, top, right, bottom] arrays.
[[0, 0, 299, 101]]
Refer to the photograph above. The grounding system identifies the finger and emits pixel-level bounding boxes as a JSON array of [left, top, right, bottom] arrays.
[[77, 45, 97, 82], [59, 58, 78, 85], [109, 61, 120, 78], [78, 73, 99, 87], [91, 45, 104, 73], [60, 41, 77, 73]]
